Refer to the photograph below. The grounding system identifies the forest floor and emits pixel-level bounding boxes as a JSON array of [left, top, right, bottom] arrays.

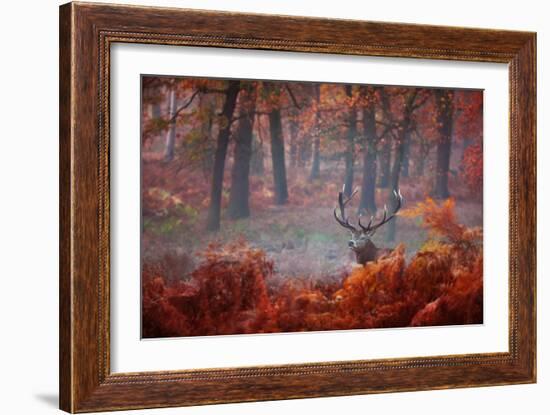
[[142, 156, 482, 283]]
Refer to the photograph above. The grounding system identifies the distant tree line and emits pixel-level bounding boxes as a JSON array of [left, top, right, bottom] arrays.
[[142, 77, 483, 237]]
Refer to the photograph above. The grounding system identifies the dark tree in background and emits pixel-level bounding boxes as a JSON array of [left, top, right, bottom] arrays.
[[343, 85, 356, 198], [433, 89, 454, 199], [309, 84, 322, 181], [250, 131, 265, 175], [198, 93, 216, 175], [206, 80, 241, 231], [141, 76, 480, 237], [414, 130, 430, 177], [386, 90, 417, 242], [297, 124, 310, 168], [228, 86, 257, 219], [359, 86, 378, 214], [377, 89, 392, 189], [163, 84, 177, 162], [268, 84, 289, 205], [149, 102, 161, 119], [269, 109, 288, 205], [287, 108, 300, 168]]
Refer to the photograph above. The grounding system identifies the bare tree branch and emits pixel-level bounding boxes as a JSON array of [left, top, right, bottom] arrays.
[[168, 89, 201, 123], [410, 91, 431, 111], [285, 84, 302, 109]]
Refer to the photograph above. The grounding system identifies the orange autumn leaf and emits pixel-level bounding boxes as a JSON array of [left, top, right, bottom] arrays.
[[143, 197, 482, 337]]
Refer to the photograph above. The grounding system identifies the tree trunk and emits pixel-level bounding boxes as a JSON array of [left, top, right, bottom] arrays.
[[385, 90, 419, 242], [359, 90, 378, 215], [415, 142, 427, 177], [288, 113, 298, 168], [433, 89, 454, 199], [390, 130, 409, 189], [199, 93, 216, 177], [205, 81, 240, 231], [377, 89, 392, 188], [309, 85, 322, 181], [414, 132, 430, 178], [378, 138, 391, 188], [228, 92, 256, 219], [269, 109, 289, 205], [149, 102, 161, 119], [251, 115, 265, 175], [401, 134, 411, 178], [385, 126, 409, 242], [310, 137, 321, 180], [415, 155, 424, 177], [344, 85, 356, 197], [298, 135, 310, 167], [250, 131, 265, 175], [163, 87, 177, 162]]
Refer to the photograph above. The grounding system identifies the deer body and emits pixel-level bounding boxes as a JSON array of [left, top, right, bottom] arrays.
[[334, 186, 402, 266]]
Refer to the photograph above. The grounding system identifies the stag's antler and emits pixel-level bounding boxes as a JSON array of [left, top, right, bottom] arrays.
[[358, 189, 403, 236], [333, 185, 359, 232]]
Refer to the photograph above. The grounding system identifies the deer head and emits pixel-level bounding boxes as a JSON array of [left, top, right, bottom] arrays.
[[333, 186, 402, 265]]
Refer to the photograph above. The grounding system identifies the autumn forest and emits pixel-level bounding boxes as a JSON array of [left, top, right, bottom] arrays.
[[141, 75, 484, 338]]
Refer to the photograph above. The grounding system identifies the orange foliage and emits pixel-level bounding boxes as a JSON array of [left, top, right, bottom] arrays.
[[190, 240, 275, 335], [143, 198, 483, 337], [461, 143, 483, 195], [401, 197, 482, 245], [142, 274, 197, 338], [142, 240, 276, 337], [411, 255, 483, 326]]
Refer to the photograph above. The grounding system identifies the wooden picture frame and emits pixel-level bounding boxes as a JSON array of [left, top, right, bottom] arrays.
[[59, 2, 536, 412]]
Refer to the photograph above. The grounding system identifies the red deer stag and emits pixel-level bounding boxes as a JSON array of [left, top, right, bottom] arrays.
[[333, 186, 402, 265]]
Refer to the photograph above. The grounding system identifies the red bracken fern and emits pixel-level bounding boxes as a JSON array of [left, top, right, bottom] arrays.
[[190, 240, 275, 335], [142, 197, 483, 337]]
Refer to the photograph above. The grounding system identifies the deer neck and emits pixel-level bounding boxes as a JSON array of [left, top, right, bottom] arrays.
[[355, 240, 379, 265]]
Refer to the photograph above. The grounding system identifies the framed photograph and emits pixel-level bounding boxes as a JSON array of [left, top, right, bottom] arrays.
[[59, 2, 536, 412]]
